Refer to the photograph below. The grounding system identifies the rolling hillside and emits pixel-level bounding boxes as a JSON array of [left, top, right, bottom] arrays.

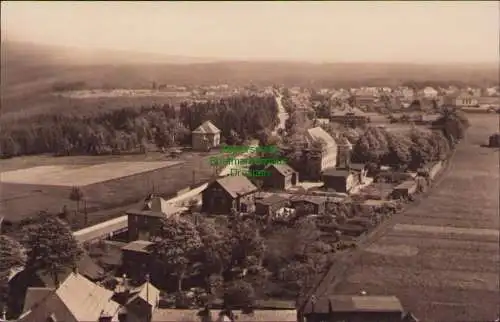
[[1, 41, 498, 118]]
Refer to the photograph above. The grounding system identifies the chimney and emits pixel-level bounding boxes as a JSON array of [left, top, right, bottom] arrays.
[[72, 265, 78, 275]]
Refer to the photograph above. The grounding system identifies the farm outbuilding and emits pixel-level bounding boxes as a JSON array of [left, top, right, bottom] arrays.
[[392, 180, 418, 200], [255, 194, 289, 216], [488, 133, 500, 147]]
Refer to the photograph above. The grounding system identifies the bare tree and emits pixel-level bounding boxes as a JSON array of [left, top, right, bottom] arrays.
[[69, 186, 84, 213]]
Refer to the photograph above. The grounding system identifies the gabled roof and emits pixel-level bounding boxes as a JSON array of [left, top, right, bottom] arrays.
[[266, 163, 296, 177], [126, 196, 185, 218], [192, 120, 221, 134], [121, 240, 154, 253], [305, 127, 337, 148], [18, 273, 120, 322], [209, 176, 258, 199], [127, 281, 160, 309]]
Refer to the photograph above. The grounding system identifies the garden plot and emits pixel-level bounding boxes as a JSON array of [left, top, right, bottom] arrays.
[[321, 114, 500, 322]]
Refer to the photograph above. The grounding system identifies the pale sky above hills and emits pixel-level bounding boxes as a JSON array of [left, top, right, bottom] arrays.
[[1, 1, 499, 64]]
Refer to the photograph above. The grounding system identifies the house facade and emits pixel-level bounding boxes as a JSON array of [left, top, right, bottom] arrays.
[[336, 136, 353, 169], [192, 121, 221, 151], [263, 164, 299, 190], [322, 169, 356, 193], [454, 95, 479, 108], [302, 127, 338, 181], [201, 176, 258, 214], [121, 240, 155, 283], [290, 196, 326, 215], [126, 195, 185, 241]]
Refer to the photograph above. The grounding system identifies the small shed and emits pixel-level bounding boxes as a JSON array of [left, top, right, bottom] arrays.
[[392, 180, 418, 199], [255, 194, 289, 216], [489, 133, 500, 147], [322, 169, 356, 193], [302, 295, 405, 322], [263, 164, 299, 190], [290, 195, 326, 215]]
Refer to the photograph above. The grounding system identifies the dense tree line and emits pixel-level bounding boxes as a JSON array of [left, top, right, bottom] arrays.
[[351, 109, 469, 170], [1, 213, 82, 318], [0, 95, 278, 158], [145, 211, 333, 307], [52, 81, 87, 92]]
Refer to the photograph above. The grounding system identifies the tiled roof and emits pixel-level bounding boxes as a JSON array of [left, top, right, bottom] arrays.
[[18, 273, 120, 322], [126, 196, 185, 218], [56, 273, 120, 320], [266, 163, 296, 177], [121, 240, 154, 253], [127, 282, 160, 309], [212, 176, 258, 199], [305, 127, 337, 149], [192, 120, 221, 134]]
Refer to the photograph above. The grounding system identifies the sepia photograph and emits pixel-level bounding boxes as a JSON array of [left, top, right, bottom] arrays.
[[0, 1, 499, 322]]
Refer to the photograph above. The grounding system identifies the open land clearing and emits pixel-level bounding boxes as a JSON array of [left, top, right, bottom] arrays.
[[0, 151, 218, 229], [317, 113, 500, 322], [1, 161, 182, 186]]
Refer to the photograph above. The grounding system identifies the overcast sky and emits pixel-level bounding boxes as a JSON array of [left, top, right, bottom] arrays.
[[1, 1, 499, 63]]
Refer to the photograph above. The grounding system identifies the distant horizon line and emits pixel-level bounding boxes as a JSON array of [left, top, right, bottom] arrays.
[[2, 39, 499, 66]]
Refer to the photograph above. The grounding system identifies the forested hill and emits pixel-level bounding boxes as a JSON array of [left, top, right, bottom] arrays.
[[0, 95, 279, 158], [2, 41, 498, 91]]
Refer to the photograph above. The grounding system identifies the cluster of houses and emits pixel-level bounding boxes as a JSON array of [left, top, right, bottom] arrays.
[[301, 85, 500, 116], [4, 267, 419, 322], [5, 116, 432, 321]]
